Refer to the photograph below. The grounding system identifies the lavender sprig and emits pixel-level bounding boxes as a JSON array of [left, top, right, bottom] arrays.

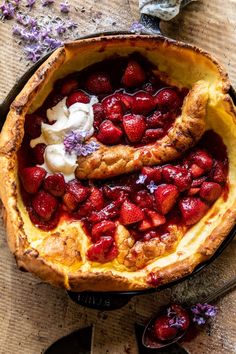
[[41, 0, 54, 6], [130, 21, 145, 34], [0, 1, 16, 19], [190, 303, 217, 325], [60, 1, 69, 13], [64, 131, 99, 157], [26, 0, 35, 9]]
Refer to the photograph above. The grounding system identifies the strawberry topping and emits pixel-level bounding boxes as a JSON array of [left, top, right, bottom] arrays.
[[97, 120, 123, 145], [20, 167, 46, 194], [120, 200, 144, 225], [123, 114, 146, 143], [121, 60, 146, 88], [85, 72, 112, 94], [32, 190, 58, 221], [154, 184, 179, 215], [179, 197, 208, 225]]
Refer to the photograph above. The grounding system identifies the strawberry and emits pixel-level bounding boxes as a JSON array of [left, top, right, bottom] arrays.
[[24, 114, 46, 139], [179, 197, 208, 225], [66, 90, 90, 107], [131, 92, 156, 115], [191, 150, 213, 172], [120, 200, 144, 225], [121, 60, 146, 88], [162, 165, 192, 192], [169, 304, 190, 331], [43, 173, 66, 197], [117, 92, 134, 111], [122, 114, 146, 143], [86, 187, 105, 211], [140, 210, 166, 231], [103, 185, 131, 200], [154, 184, 179, 215], [32, 190, 58, 221], [66, 179, 90, 203], [60, 78, 78, 96], [102, 95, 124, 122], [199, 182, 222, 203], [32, 143, 46, 165], [86, 236, 117, 263], [88, 203, 119, 223], [133, 190, 154, 209], [143, 230, 159, 241], [93, 103, 105, 129], [97, 120, 123, 145], [154, 315, 178, 341], [212, 161, 227, 184], [91, 220, 116, 242], [142, 128, 165, 143], [155, 88, 181, 112], [146, 111, 164, 128], [85, 72, 112, 94], [191, 176, 207, 187], [190, 163, 205, 178], [20, 167, 46, 194], [63, 192, 79, 211], [141, 166, 162, 183]]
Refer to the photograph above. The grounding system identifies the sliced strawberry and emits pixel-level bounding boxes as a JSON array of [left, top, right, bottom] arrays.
[[97, 120, 123, 145], [120, 200, 144, 225], [191, 150, 213, 172], [87, 236, 117, 263], [88, 203, 119, 223], [212, 161, 227, 184], [86, 187, 105, 211], [162, 165, 192, 192], [131, 92, 156, 115], [121, 60, 146, 88], [93, 103, 105, 129], [155, 88, 181, 112], [191, 176, 207, 187], [85, 72, 112, 94], [63, 192, 79, 211], [141, 166, 162, 183], [179, 197, 208, 225], [133, 190, 154, 209], [32, 143, 46, 165], [24, 114, 46, 139], [190, 163, 205, 178], [20, 167, 46, 194], [142, 128, 165, 143], [123, 114, 146, 143], [43, 173, 66, 197], [154, 184, 179, 215], [199, 182, 222, 203], [32, 190, 58, 221], [60, 78, 78, 96], [103, 185, 131, 200], [140, 210, 166, 231], [67, 179, 90, 203], [102, 95, 124, 122], [91, 220, 116, 242], [66, 90, 90, 107]]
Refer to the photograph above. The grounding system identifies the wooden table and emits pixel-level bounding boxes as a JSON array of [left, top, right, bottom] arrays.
[[0, 1, 236, 353]]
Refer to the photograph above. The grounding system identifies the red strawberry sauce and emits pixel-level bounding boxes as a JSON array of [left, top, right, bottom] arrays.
[[19, 55, 229, 265]]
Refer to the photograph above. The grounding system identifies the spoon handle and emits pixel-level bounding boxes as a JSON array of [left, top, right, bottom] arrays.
[[200, 276, 236, 304]]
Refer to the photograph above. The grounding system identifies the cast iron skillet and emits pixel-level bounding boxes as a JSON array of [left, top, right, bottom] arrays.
[[1, 28, 236, 311]]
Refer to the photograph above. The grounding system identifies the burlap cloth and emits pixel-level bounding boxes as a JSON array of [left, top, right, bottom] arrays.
[[0, 1, 235, 353]]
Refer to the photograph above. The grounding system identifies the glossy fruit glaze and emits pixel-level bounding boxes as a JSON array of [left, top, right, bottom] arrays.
[[19, 127, 228, 265], [26, 54, 188, 147]]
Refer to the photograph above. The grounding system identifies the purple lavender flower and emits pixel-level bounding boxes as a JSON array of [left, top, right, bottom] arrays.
[[66, 20, 77, 30], [60, 1, 70, 13], [12, 24, 22, 35], [0, 1, 16, 19], [26, 0, 36, 8], [41, 0, 54, 6], [136, 174, 147, 185], [64, 131, 99, 157], [147, 181, 157, 193], [24, 44, 43, 62], [130, 21, 145, 34], [55, 22, 67, 35], [190, 303, 217, 325], [43, 36, 63, 50]]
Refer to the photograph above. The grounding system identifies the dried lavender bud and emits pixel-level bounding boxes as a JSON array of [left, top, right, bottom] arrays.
[[41, 0, 54, 6], [136, 174, 147, 185], [0, 1, 16, 19], [190, 303, 217, 325], [60, 1, 70, 13], [130, 21, 145, 33], [64, 131, 99, 157], [146, 180, 157, 193], [26, 0, 35, 8]]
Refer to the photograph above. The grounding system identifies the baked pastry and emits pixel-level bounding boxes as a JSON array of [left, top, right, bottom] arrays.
[[0, 35, 235, 292]]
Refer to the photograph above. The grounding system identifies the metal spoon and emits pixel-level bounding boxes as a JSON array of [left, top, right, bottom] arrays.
[[142, 275, 236, 349]]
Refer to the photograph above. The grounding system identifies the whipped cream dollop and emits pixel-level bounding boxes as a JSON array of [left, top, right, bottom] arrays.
[[30, 95, 98, 181]]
